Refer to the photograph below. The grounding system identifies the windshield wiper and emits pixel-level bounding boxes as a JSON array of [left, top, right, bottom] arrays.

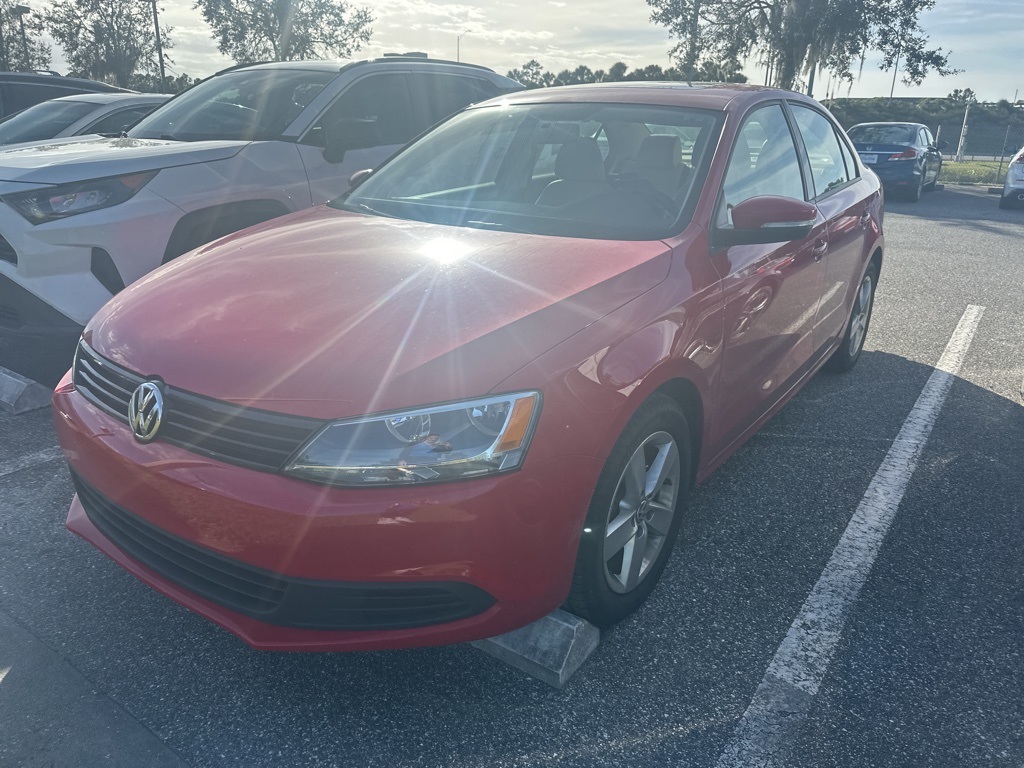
[[345, 202, 401, 219], [465, 219, 528, 233]]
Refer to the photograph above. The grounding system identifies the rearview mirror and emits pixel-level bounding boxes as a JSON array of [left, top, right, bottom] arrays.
[[935, 140, 949, 151], [323, 118, 380, 164], [712, 195, 817, 248]]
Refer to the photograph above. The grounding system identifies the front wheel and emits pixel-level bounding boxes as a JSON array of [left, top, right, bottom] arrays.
[[826, 264, 878, 373], [566, 395, 691, 627]]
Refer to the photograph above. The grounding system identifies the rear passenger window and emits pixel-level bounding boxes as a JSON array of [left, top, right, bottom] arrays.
[[791, 104, 850, 197], [717, 103, 804, 227], [412, 74, 498, 127], [304, 73, 419, 148], [837, 131, 859, 180]]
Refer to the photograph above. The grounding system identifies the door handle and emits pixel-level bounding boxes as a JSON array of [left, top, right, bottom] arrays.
[[812, 238, 828, 261], [859, 210, 871, 227]]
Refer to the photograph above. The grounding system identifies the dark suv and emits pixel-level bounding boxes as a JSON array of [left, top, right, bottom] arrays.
[[0, 71, 131, 118]]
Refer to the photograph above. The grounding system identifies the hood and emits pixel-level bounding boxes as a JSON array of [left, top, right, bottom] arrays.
[[86, 207, 672, 419], [0, 136, 248, 185]]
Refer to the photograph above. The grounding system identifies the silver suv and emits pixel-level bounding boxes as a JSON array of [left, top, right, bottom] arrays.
[[0, 56, 521, 345]]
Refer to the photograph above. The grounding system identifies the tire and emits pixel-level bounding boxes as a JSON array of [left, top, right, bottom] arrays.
[[566, 394, 691, 627], [826, 264, 878, 373], [925, 162, 940, 191], [905, 174, 924, 202], [999, 194, 1022, 210]]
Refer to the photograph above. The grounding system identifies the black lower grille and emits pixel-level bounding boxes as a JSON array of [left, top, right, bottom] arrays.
[[73, 341, 323, 472], [73, 472, 496, 631]]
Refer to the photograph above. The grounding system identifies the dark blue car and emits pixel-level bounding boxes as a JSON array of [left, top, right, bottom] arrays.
[[847, 122, 945, 202]]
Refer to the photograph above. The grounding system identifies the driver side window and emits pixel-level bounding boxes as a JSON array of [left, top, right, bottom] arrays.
[[303, 74, 420, 149], [717, 104, 804, 227]]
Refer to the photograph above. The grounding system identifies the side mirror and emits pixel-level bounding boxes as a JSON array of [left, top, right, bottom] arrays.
[[348, 168, 373, 188], [713, 196, 817, 248], [323, 118, 380, 164], [935, 140, 949, 151]]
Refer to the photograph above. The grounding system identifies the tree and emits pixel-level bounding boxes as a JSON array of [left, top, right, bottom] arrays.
[[195, 0, 372, 63], [507, 59, 550, 89], [0, 1, 50, 71], [647, 0, 957, 92], [45, 0, 171, 87], [947, 88, 977, 106]]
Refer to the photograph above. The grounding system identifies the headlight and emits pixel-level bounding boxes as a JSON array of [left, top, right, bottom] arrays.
[[2, 171, 158, 224], [284, 392, 541, 487]]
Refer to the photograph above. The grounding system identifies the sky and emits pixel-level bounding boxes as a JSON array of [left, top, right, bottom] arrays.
[[49, 0, 1024, 103]]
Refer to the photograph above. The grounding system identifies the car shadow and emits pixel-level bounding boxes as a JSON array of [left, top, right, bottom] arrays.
[[885, 184, 1024, 231]]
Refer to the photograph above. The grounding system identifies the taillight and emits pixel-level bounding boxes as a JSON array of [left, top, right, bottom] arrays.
[[888, 148, 918, 161], [1013, 153, 1024, 165]]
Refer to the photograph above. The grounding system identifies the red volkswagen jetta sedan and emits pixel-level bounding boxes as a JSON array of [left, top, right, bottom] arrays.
[[53, 84, 883, 651]]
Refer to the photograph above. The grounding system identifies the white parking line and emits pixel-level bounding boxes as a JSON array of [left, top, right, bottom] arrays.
[[0, 447, 65, 480], [716, 304, 985, 768]]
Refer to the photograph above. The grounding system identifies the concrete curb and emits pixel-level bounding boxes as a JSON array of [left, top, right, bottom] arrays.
[[471, 609, 600, 689], [0, 366, 51, 414]]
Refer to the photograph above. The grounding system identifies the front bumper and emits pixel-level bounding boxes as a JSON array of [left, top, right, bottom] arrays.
[[0, 272, 83, 341], [0, 189, 180, 331], [54, 379, 602, 651]]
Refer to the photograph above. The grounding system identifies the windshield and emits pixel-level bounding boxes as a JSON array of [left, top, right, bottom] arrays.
[[0, 100, 99, 145], [847, 125, 916, 144], [337, 102, 722, 240], [130, 69, 337, 142]]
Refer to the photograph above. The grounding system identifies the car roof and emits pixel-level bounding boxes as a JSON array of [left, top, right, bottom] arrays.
[[0, 71, 132, 92], [480, 82, 809, 112], [48, 93, 170, 105]]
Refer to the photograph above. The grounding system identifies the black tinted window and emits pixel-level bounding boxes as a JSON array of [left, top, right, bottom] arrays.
[[411, 74, 497, 126], [304, 73, 419, 148], [1, 83, 84, 115]]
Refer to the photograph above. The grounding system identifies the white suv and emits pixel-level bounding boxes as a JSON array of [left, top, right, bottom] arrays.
[[0, 57, 521, 343]]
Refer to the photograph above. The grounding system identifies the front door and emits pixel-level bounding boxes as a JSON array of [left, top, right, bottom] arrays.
[[295, 73, 420, 205], [711, 103, 827, 454]]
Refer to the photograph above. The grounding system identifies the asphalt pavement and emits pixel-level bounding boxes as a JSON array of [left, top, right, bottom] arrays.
[[1, 184, 1021, 767]]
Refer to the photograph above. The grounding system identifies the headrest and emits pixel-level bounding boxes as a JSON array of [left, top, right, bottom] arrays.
[[636, 134, 682, 167], [555, 138, 606, 182]]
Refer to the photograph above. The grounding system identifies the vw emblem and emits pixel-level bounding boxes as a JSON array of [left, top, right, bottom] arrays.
[[128, 381, 164, 443]]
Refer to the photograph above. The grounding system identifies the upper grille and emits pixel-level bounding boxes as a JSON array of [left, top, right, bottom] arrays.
[[73, 341, 324, 472], [73, 471, 495, 631]]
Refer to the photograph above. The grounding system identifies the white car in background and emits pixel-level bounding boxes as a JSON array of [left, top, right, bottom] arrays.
[[0, 94, 170, 146], [1000, 145, 1024, 209], [0, 56, 521, 345]]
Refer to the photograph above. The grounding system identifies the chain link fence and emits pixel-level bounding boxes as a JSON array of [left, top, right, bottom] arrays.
[[935, 121, 1024, 185]]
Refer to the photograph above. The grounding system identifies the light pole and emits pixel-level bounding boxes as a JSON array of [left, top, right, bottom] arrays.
[[150, 0, 166, 89], [12, 5, 29, 70], [457, 29, 469, 62]]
